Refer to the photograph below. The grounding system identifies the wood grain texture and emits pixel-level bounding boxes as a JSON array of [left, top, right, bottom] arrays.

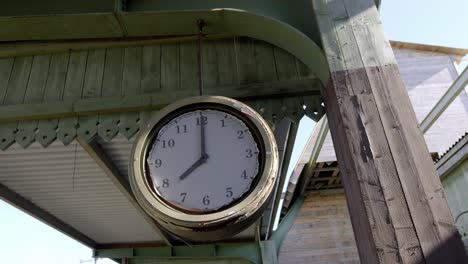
[[16, 54, 51, 148], [141, 45, 161, 93], [274, 47, 298, 81], [0, 37, 325, 149], [215, 38, 238, 87], [78, 49, 105, 142], [313, 0, 467, 263], [36, 53, 69, 147], [0, 56, 32, 150], [161, 43, 180, 92], [57, 50, 87, 145], [279, 192, 360, 264], [235, 37, 257, 85], [202, 40, 219, 89], [118, 46, 143, 141], [317, 48, 467, 163]]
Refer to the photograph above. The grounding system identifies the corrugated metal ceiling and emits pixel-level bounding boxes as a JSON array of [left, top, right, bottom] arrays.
[[0, 140, 163, 244], [0, 135, 256, 247]]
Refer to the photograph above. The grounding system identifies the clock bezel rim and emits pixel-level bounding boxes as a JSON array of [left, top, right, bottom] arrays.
[[130, 96, 278, 229]]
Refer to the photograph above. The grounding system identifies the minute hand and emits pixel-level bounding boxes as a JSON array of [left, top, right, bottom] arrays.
[[178, 155, 208, 181], [200, 114, 207, 156]]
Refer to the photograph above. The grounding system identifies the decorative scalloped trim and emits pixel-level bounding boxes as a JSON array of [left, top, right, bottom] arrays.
[[0, 97, 324, 151]]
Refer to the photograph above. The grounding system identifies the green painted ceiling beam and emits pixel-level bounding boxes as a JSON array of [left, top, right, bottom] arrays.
[[0, 78, 321, 124], [0, 1, 333, 84], [93, 197, 306, 263], [94, 243, 262, 264]]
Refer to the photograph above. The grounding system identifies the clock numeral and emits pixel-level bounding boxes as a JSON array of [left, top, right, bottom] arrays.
[[202, 195, 210, 206], [226, 187, 233, 197], [237, 130, 244, 139], [220, 119, 226, 127], [155, 159, 162, 168], [245, 149, 253, 158], [162, 178, 169, 188], [162, 139, 175, 148], [196, 116, 208, 126], [241, 170, 248, 179], [180, 192, 187, 202], [177, 125, 188, 134]]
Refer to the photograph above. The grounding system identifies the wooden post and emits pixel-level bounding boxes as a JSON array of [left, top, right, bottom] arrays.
[[312, 0, 468, 263]]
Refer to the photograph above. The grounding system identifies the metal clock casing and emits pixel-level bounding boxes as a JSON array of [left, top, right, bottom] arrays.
[[129, 96, 278, 241]]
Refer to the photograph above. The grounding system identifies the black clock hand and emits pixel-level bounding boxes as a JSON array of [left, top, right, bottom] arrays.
[[200, 113, 207, 157], [178, 154, 209, 181]]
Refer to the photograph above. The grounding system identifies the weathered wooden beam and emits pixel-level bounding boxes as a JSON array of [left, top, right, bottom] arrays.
[[312, 166, 337, 172], [77, 138, 174, 246], [313, 0, 468, 263], [0, 78, 321, 124], [420, 67, 468, 133], [0, 181, 99, 248]]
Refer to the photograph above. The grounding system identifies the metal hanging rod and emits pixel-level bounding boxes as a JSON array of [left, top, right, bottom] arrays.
[[197, 19, 206, 96]]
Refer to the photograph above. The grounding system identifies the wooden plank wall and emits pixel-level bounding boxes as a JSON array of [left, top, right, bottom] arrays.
[[279, 192, 359, 264], [442, 159, 468, 249], [317, 47, 468, 162], [280, 169, 468, 264], [0, 37, 323, 150], [0, 37, 315, 102]]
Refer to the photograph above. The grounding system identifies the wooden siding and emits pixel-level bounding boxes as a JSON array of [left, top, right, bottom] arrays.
[[317, 47, 468, 162], [442, 158, 468, 248], [0, 37, 324, 150], [279, 192, 359, 264]]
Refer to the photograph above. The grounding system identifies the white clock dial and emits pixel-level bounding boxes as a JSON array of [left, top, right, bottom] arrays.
[[146, 109, 261, 213]]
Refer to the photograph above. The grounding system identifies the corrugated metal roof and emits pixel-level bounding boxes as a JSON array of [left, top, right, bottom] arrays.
[[0, 141, 163, 244], [98, 135, 133, 182], [436, 132, 468, 163]]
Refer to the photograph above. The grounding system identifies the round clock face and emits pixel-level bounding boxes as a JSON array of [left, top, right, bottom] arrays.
[[145, 106, 263, 213]]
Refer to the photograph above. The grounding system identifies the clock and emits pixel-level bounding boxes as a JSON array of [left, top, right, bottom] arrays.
[[130, 96, 278, 241]]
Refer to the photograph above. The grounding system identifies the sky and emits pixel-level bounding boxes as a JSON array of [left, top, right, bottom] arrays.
[[1, 1, 467, 263]]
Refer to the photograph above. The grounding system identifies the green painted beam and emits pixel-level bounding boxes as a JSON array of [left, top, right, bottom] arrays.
[[0, 78, 321, 124], [270, 196, 305, 253], [94, 243, 262, 264], [0, 4, 331, 84], [93, 197, 306, 263]]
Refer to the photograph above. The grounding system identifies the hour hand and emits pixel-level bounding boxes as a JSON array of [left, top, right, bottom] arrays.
[[178, 154, 209, 181]]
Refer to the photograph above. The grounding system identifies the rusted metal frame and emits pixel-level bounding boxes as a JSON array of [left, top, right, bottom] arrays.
[[77, 138, 174, 246], [0, 181, 99, 248]]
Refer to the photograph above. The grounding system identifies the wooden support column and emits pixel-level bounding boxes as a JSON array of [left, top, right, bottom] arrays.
[[312, 0, 468, 263]]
